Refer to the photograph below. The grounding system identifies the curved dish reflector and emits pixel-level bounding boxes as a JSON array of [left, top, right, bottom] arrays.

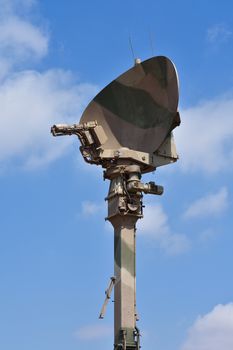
[[80, 56, 180, 154]]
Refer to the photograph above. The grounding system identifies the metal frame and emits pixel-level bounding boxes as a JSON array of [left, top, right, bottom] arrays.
[[51, 121, 178, 174]]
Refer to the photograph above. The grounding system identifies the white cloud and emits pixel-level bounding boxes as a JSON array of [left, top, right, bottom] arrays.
[[0, 16, 48, 59], [181, 303, 233, 350], [0, 1, 48, 79], [0, 69, 97, 170], [176, 96, 233, 173], [0, 0, 98, 170], [73, 324, 112, 340], [0, 0, 36, 15], [137, 203, 190, 255], [81, 201, 104, 216], [207, 24, 232, 44], [184, 187, 228, 219]]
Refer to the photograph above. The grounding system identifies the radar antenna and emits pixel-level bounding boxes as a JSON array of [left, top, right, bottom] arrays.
[[51, 55, 181, 350]]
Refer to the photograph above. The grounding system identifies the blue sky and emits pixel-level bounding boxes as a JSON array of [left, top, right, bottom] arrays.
[[0, 0, 233, 349]]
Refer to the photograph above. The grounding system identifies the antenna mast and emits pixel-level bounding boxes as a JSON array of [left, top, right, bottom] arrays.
[[51, 55, 180, 350], [104, 164, 162, 349]]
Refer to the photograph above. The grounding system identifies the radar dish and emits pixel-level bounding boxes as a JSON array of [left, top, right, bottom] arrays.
[[80, 56, 180, 154]]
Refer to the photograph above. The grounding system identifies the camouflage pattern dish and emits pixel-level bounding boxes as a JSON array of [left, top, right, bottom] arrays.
[[80, 56, 180, 155]]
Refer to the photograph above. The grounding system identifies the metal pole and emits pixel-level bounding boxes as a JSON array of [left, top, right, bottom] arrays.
[[110, 215, 138, 349], [106, 168, 142, 350]]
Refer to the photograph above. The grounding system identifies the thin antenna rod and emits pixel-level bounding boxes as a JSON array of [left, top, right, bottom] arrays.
[[129, 35, 136, 61]]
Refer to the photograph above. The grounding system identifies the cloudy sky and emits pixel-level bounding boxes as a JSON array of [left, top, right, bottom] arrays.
[[0, 1, 233, 349]]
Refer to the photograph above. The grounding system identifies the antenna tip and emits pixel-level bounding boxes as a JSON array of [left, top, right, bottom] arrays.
[[134, 58, 141, 65]]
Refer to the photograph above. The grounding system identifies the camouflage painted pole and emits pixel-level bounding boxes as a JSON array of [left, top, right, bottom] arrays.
[[105, 165, 143, 350], [109, 215, 138, 349]]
